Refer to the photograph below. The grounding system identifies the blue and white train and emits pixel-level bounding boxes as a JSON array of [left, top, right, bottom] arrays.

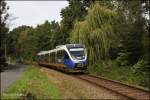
[[37, 44, 87, 72]]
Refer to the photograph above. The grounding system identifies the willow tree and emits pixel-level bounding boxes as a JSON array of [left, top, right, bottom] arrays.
[[70, 2, 118, 64]]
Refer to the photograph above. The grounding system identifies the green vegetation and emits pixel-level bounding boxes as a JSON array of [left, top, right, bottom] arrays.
[[0, 0, 9, 67], [7, 21, 63, 61], [1, 65, 60, 99], [70, 2, 117, 63], [60, 0, 93, 41], [1, 0, 9, 49], [88, 61, 150, 89]]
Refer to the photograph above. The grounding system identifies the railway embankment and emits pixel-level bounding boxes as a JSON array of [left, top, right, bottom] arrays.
[[41, 67, 127, 99]]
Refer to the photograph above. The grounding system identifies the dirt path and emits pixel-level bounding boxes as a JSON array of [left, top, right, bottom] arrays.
[[0, 64, 27, 93], [41, 67, 127, 99]]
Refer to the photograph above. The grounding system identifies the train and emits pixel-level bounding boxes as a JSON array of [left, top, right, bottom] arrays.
[[37, 44, 88, 73]]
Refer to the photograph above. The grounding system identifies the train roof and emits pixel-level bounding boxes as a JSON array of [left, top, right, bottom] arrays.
[[37, 44, 84, 56]]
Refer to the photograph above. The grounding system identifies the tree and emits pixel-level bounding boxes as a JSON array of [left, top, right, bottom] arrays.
[[70, 2, 118, 64], [7, 25, 32, 58], [60, 0, 94, 42], [0, 0, 9, 42], [0, 0, 9, 68], [7, 20, 65, 61], [33, 20, 61, 51], [115, 1, 146, 66], [50, 21, 65, 46]]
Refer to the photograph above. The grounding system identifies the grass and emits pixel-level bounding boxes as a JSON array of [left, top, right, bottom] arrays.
[[88, 61, 150, 89], [1, 65, 60, 99]]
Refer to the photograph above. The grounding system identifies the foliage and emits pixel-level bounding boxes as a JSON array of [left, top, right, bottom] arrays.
[[7, 20, 64, 61], [60, 0, 94, 42], [0, 0, 9, 42], [70, 2, 118, 64], [88, 62, 150, 89], [7, 26, 32, 58], [1, 65, 60, 99], [115, 1, 146, 66], [0, 0, 9, 67], [133, 59, 150, 75]]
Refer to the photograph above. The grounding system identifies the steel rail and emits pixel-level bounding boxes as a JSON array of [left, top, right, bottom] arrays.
[[74, 74, 150, 100]]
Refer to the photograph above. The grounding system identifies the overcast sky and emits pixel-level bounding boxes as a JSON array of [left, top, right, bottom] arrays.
[[7, 1, 68, 30]]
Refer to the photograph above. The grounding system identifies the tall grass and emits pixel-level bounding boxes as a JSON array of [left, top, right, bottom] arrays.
[[70, 2, 117, 64]]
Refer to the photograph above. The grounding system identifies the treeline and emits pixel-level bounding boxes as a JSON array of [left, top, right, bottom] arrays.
[[7, 21, 65, 60], [4, 0, 150, 75]]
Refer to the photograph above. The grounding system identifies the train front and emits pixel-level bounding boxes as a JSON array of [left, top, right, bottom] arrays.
[[66, 44, 88, 71]]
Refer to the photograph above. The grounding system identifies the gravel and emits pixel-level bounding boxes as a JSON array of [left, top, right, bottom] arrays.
[[41, 67, 127, 99]]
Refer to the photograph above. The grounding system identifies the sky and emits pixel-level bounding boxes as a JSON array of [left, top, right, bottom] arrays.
[[7, 1, 69, 30]]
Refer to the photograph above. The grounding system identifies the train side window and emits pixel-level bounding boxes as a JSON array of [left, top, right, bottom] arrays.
[[53, 52, 56, 63], [49, 53, 53, 62], [57, 50, 62, 59]]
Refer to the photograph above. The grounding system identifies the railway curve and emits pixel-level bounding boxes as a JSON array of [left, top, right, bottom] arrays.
[[74, 74, 150, 99]]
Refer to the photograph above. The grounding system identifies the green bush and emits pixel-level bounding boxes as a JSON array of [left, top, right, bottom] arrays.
[[133, 59, 150, 75], [116, 52, 130, 66]]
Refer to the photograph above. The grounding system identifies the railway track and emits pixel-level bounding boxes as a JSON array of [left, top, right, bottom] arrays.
[[39, 65, 150, 99], [74, 74, 150, 99]]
